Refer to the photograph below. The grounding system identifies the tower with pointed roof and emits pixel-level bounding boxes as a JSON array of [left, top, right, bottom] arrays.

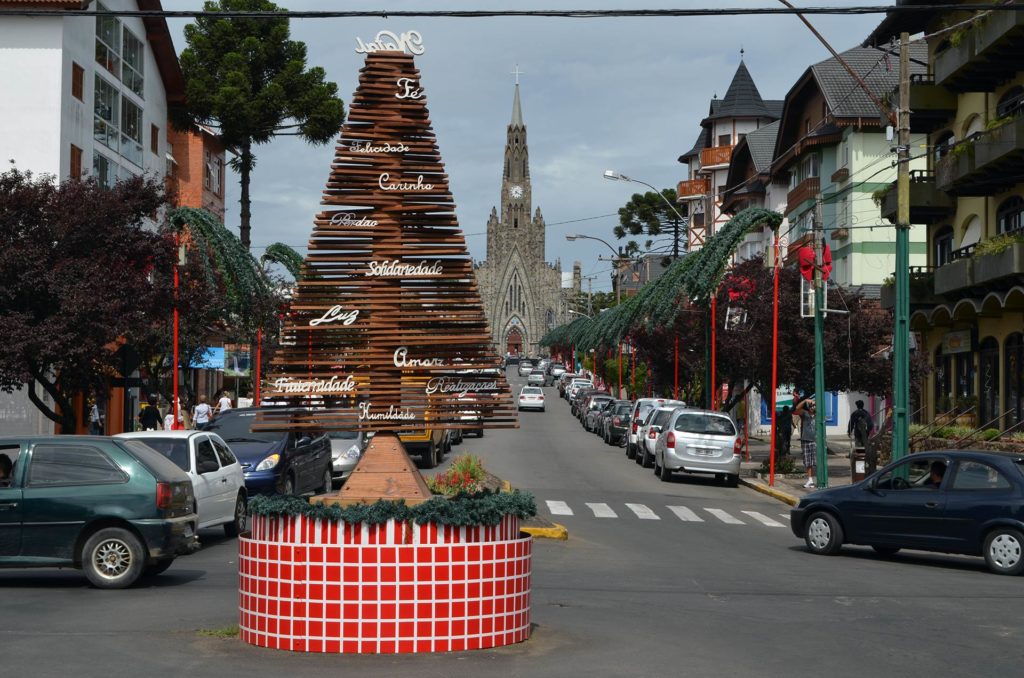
[[475, 82, 569, 357], [677, 55, 783, 251]]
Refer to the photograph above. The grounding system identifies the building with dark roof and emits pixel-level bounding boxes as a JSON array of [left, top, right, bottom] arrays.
[[676, 57, 782, 251]]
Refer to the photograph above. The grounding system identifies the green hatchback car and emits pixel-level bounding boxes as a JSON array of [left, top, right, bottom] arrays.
[[0, 436, 197, 589]]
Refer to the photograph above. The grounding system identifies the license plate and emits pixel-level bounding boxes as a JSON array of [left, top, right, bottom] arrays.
[[692, 448, 716, 456]]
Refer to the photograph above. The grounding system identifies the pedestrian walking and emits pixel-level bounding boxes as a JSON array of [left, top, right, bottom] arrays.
[[88, 397, 104, 435], [794, 396, 817, 488], [216, 390, 233, 416], [777, 405, 793, 456], [192, 395, 213, 430], [137, 394, 162, 431], [848, 400, 874, 449]]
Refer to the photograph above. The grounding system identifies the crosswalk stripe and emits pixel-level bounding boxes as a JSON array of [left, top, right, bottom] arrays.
[[546, 500, 573, 516], [779, 513, 790, 520], [667, 506, 704, 522], [625, 503, 660, 520], [742, 511, 785, 527], [586, 502, 618, 518], [704, 508, 744, 525]]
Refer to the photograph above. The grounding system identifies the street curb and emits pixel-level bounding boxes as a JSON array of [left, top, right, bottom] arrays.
[[521, 524, 569, 540], [503, 480, 569, 540], [739, 477, 799, 506]]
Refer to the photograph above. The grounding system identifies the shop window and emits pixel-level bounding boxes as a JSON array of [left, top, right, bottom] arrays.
[[979, 337, 999, 428], [934, 225, 954, 266], [1005, 333, 1023, 430], [996, 196, 1023, 235]]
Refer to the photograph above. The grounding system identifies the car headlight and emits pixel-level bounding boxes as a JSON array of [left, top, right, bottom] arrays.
[[255, 453, 280, 471], [343, 445, 361, 461]]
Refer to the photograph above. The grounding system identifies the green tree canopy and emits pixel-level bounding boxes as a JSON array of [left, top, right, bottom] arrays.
[[177, 0, 346, 249], [613, 188, 686, 262]]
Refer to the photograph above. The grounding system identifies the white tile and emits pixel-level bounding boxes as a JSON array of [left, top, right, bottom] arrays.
[[585, 502, 618, 518], [704, 508, 744, 525], [666, 506, 704, 522], [625, 503, 660, 520], [742, 511, 785, 527], [546, 500, 573, 516]]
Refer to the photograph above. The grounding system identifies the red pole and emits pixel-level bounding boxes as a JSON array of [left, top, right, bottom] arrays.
[[710, 293, 718, 410], [254, 327, 262, 406], [172, 231, 182, 430], [744, 389, 751, 461], [769, 230, 781, 486], [630, 341, 636, 399], [674, 335, 679, 400]]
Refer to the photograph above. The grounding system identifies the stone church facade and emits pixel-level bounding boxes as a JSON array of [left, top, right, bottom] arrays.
[[474, 84, 574, 357]]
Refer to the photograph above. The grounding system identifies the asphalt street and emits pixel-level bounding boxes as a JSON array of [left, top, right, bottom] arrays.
[[3, 368, 1023, 677]]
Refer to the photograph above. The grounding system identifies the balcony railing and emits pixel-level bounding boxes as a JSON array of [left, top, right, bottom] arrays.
[[880, 170, 953, 224], [936, 117, 1024, 195], [700, 145, 733, 168], [935, 11, 1024, 91], [676, 178, 710, 199], [786, 176, 820, 215], [907, 76, 956, 133]]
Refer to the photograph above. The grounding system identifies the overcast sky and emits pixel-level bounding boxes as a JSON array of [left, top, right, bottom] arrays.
[[167, 1, 883, 293]]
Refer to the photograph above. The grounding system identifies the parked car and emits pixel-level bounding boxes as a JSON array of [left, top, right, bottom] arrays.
[[566, 378, 593, 402], [518, 386, 546, 411], [203, 408, 332, 496], [527, 369, 547, 387], [636, 406, 680, 468], [0, 436, 196, 588], [327, 430, 368, 487], [602, 400, 634, 446], [584, 395, 615, 432], [652, 408, 741, 486], [116, 430, 248, 536], [790, 450, 1024, 575], [457, 391, 485, 438], [547, 362, 566, 383], [557, 373, 578, 397], [517, 360, 534, 377], [625, 398, 685, 460], [570, 387, 599, 418]]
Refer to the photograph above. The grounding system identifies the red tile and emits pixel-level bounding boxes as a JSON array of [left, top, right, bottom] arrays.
[[326, 621, 341, 637], [342, 640, 359, 654], [324, 640, 341, 653]]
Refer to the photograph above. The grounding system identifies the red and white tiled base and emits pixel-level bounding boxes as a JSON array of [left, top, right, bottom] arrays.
[[239, 514, 532, 653]]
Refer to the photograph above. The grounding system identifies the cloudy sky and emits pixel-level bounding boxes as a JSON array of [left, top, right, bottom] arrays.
[[167, 1, 883, 293]]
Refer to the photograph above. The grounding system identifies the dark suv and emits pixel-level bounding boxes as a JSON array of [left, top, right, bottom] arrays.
[[0, 436, 196, 589], [204, 408, 332, 496]]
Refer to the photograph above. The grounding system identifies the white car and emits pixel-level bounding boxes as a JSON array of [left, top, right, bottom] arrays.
[[518, 386, 546, 411], [116, 430, 247, 536], [635, 406, 682, 469], [626, 398, 686, 461], [517, 361, 534, 377]]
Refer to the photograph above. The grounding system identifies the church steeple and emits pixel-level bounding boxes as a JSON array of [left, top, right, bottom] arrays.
[[511, 83, 524, 127]]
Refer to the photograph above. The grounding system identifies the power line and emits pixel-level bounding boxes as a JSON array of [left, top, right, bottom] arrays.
[[2, 5, 1020, 18]]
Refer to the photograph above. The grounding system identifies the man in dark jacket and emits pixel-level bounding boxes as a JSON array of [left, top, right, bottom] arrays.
[[137, 394, 162, 431], [848, 400, 874, 449]]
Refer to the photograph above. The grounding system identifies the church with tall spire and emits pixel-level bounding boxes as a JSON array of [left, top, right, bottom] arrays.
[[474, 78, 571, 357]]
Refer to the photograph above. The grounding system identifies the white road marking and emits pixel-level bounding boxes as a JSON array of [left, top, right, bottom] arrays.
[[742, 511, 785, 527], [704, 508, 744, 524], [625, 503, 660, 520], [667, 506, 704, 522], [546, 500, 573, 516], [586, 502, 618, 518], [779, 513, 790, 520]]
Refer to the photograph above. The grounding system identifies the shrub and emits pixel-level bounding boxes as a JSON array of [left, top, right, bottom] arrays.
[[759, 455, 798, 475], [932, 425, 974, 439], [981, 428, 1001, 441], [426, 453, 486, 496]]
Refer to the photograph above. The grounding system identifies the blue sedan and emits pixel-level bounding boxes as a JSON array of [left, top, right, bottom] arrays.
[[790, 450, 1024, 575]]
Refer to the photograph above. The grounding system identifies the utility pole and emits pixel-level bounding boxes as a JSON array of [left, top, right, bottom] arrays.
[[813, 201, 828, 489], [892, 32, 912, 462]]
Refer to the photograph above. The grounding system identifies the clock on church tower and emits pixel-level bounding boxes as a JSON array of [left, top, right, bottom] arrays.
[[509, 184, 523, 199]]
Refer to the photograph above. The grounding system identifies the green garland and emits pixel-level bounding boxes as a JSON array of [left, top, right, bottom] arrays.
[[248, 489, 537, 527], [261, 242, 305, 281]]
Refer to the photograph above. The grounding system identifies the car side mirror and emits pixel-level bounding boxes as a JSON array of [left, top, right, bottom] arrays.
[[296, 436, 312, 448], [198, 459, 219, 474]]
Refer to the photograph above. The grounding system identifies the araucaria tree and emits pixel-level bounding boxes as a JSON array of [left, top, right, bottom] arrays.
[[0, 168, 169, 432], [177, 0, 346, 249], [614, 187, 686, 262]]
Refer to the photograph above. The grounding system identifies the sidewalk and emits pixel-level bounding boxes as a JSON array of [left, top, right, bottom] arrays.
[[738, 435, 860, 506]]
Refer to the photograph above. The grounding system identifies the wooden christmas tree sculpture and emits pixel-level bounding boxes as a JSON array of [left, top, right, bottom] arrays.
[[256, 32, 516, 504]]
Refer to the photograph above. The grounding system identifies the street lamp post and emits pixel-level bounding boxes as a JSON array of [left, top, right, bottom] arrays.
[[603, 170, 689, 259]]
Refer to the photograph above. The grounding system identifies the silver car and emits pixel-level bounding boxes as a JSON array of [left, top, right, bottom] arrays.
[[517, 360, 534, 377], [653, 408, 741, 486], [636, 406, 680, 469], [626, 398, 685, 461], [518, 386, 546, 411], [584, 395, 614, 432], [527, 369, 547, 387], [328, 430, 367, 486]]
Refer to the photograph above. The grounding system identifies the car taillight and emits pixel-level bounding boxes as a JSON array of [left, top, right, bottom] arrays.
[[667, 431, 675, 448], [539, 395, 544, 400], [734, 438, 743, 455], [648, 429, 657, 439], [156, 482, 173, 510], [632, 420, 639, 433]]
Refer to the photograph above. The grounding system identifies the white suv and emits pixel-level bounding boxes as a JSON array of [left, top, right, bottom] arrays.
[[626, 398, 685, 461]]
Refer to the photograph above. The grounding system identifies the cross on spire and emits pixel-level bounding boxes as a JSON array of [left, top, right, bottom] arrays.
[[512, 64, 523, 85]]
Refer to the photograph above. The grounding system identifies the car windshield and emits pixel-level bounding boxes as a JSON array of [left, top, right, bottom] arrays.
[[204, 411, 284, 443], [614, 404, 632, 415], [126, 437, 189, 471], [328, 430, 358, 440], [521, 387, 542, 395], [673, 413, 737, 436]]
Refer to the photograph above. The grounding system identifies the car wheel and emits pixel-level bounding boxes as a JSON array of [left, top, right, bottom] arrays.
[[641, 449, 652, 468], [421, 442, 438, 469], [804, 512, 844, 556], [984, 527, 1024, 575], [724, 474, 739, 488], [281, 474, 295, 496], [626, 443, 636, 460], [318, 468, 332, 494], [144, 557, 175, 577], [478, 429, 484, 438], [659, 461, 673, 482], [223, 493, 247, 537], [81, 527, 146, 589], [871, 545, 900, 557]]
